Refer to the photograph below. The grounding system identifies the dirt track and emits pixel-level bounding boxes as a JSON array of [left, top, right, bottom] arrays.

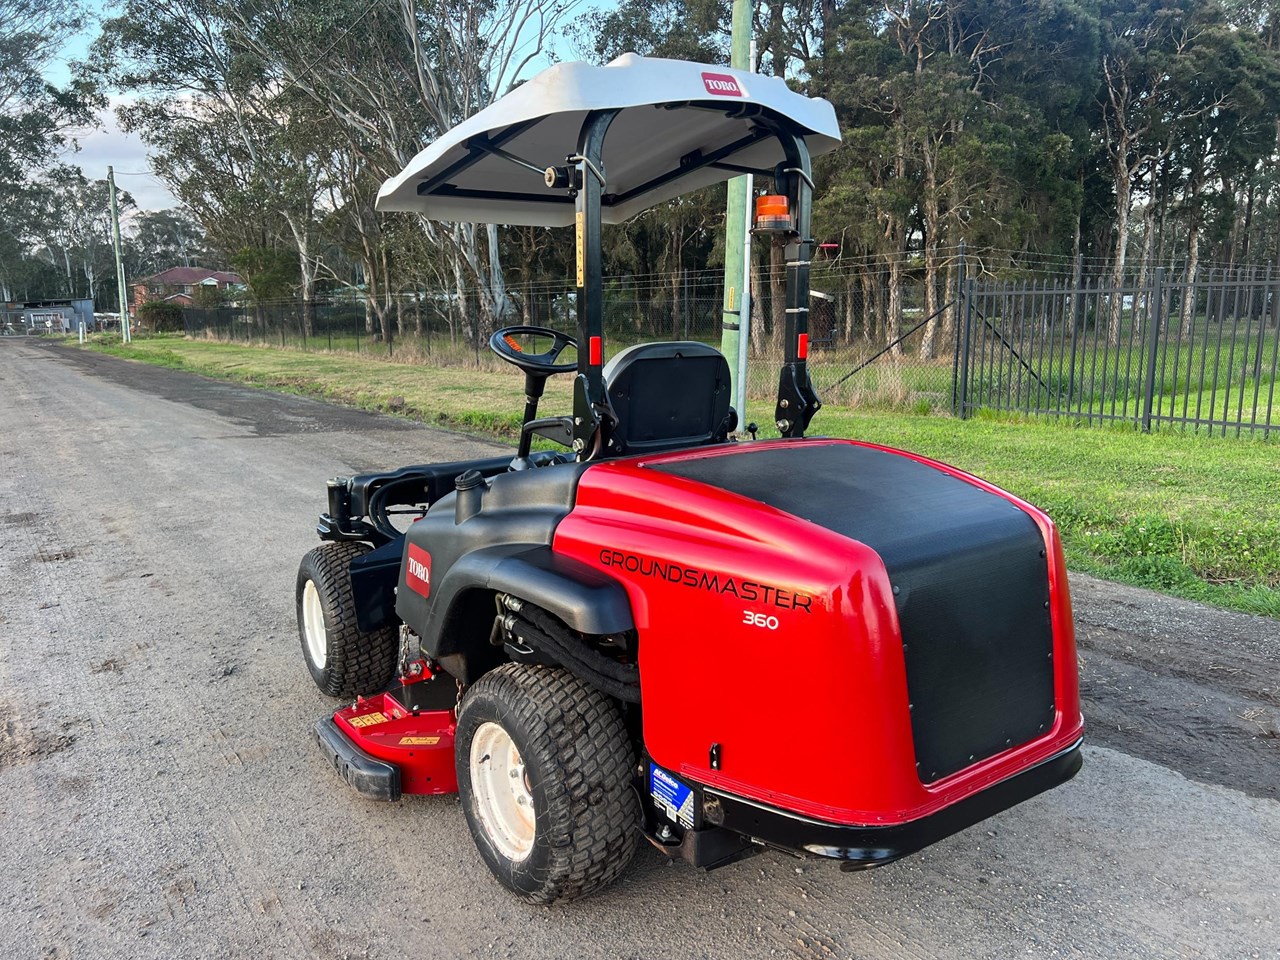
[[1, 338, 1276, 960]]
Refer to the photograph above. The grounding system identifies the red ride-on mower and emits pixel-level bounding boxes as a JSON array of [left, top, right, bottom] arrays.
[[296, 54, 1083, 904]]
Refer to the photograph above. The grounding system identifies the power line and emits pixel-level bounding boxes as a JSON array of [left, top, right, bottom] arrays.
[[274, 0, 387, 97]]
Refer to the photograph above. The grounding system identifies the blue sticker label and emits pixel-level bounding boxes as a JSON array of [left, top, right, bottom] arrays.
[[649, 763, 695, 828]]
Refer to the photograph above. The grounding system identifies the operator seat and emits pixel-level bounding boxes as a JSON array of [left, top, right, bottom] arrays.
[[603, 341, 737, 456]]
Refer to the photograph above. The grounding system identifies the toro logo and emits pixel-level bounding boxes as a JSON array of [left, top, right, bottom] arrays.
[[701, 72, 744, 97], [405, 543, 432, 598]]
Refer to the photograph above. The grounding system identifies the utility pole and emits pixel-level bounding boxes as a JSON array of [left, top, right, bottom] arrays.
[[718, 0, 752, 418], [735, 40, 758, 421], [108, 166, 130, 343]]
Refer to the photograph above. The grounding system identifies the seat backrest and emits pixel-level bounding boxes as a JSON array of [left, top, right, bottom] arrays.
[[603, 341, 734, 455]]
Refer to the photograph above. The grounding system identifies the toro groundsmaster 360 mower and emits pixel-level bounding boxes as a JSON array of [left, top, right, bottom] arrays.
[[296, 54, 1083, 904]]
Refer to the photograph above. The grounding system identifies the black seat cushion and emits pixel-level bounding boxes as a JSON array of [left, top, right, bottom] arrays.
[[603, 341, 734, 455]]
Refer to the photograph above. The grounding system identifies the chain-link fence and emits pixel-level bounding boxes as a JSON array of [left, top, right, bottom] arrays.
[[180, 260, 961, 418]]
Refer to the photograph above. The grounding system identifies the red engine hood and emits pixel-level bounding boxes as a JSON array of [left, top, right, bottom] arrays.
[[553, 438, 1083, 827]]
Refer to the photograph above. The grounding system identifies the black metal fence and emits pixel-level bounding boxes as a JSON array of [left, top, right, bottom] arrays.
[[955, 267, 1280, 437]]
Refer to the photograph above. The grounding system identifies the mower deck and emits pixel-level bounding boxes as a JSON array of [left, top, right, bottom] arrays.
[[315, 678, 459, 802]]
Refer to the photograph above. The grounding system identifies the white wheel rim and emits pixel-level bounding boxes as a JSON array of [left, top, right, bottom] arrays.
[[302, 579, 328, 669], [470, 721, 535, 862]]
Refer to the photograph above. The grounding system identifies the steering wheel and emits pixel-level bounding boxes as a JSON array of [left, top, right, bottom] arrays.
[[488, 325, 579, 376]]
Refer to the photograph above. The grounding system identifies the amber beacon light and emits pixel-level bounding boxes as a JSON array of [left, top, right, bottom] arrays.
[[754, 194, 793, 233]]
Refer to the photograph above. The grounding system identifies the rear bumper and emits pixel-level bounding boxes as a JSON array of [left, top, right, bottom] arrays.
[[708, 739, 1083, 869]]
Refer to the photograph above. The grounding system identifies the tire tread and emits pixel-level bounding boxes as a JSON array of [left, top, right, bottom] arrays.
[[297, 542, 398, 697], [460, 663, 639, 903]]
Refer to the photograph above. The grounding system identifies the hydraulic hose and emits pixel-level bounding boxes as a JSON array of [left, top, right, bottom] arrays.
[[499, 603, 640, 703]]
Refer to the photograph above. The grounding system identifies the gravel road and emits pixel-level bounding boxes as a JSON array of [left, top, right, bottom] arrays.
[[1, 339, 1276, 960]]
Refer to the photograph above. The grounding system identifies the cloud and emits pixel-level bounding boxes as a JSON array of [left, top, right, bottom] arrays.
[[60, 97, 179, 213]]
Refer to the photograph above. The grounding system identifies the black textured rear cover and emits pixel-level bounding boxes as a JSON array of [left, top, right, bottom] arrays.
[[652, 442, 1055, 782]]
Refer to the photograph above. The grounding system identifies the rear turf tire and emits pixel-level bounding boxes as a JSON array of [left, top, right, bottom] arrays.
[[456, 663, 640, 903], [296, 542, 398, 698]]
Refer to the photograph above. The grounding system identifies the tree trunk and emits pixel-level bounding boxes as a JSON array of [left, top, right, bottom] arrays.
[[670, 267, 680, 339], [1181, 171, 1204, 338], [887, 256, 903, 354], [919, 140, 941, 360], [861, 268, 875, 343], [1069, 169, 1084, 321], [1224, 176, 1240, 276], [381, 248, 394, 347], [877, 273, 890, 347], [451, 249, 467, 344], [1240, 180, 1256, 265], [886, 120, 908, 355], [749, 259, 764, 357], [1108, 168, 1131, 347], [940, 259, 956, 349], [285, 214, 317, 336], [769, 241, 786, 351], [1134, 201, 1156, 341], [1182, 219, 1201, 338], [844, 274, 856, 341], [485, 222, 509, 328]]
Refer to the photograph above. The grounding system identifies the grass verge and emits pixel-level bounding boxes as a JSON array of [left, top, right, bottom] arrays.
[[76, 334, 1279, 619]]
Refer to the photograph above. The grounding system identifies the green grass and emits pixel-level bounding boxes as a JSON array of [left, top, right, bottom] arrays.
[[83, 332, 572, 439], [75, 333, 1280, 619], [816, 407, 1279, 618]]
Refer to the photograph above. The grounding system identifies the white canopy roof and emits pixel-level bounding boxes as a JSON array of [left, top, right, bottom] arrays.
[[376, 53, 841, 227]]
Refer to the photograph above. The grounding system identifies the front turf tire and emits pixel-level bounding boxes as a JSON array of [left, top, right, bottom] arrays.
[[296, 542, 398, 698], [456, 663, 640, 904]]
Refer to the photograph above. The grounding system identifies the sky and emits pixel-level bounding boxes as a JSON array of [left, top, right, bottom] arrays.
[[51, 4, 180, 210], [50, 1, 596, 214], [66, 102, 179, 211]]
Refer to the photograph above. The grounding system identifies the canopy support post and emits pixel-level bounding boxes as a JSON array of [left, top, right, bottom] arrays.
[[571, 109, 620, 460], [768, 129, 821, 437]]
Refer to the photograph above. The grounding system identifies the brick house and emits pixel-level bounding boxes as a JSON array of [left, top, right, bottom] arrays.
[[132, 267, 244, 310]]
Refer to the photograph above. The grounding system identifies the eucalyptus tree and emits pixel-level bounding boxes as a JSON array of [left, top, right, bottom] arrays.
[[97, 0, 328, 326], [120, 99, 288, 268], [14, 166, 135, 301], [0, 0, 96, 184], [0, 0, 99, 299], [1094, 0, 1205, 342], [0, 182, 46, 301], [1162, 2, 1280, 331], [130, 208, 210, 275], [222, 0, 579, 340]]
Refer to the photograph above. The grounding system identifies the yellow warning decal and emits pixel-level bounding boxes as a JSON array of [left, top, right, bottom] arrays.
[[399, 736, 441, 746], [349, 712, 388, 728], [575, 211, 585, 288]]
